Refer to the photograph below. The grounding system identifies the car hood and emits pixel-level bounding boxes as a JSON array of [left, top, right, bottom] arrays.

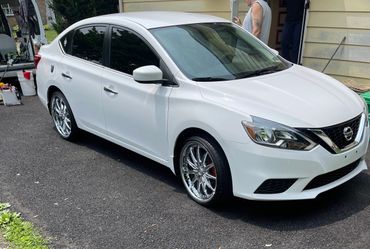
[[197, 65, 363, 128]]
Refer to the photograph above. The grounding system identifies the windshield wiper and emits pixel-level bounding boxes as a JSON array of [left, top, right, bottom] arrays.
[[191, 65, 283, 81], [236, 65, 283, 79], [191, 77, 231, 82]]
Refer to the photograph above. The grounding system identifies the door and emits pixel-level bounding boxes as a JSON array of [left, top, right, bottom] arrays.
[[101, 26, 172, 160], [59, 25, 107, 134], [29, 0, 47, 45]]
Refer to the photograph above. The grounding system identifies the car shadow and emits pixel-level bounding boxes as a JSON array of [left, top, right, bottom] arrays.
[[75, 131, 370, 231], [210, 172, 370, 231], [75, 131, 184, 192]]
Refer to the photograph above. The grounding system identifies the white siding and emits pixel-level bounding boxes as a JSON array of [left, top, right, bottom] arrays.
[[121, 0, 249, 21], [302, 0, 370, 87]]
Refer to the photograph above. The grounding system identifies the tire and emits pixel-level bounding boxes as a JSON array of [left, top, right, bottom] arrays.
[[50, 91, 78, 141], [179, 135, 232, 206]]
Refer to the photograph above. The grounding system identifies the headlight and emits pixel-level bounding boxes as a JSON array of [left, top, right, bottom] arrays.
[[242, 117, 317, 150]]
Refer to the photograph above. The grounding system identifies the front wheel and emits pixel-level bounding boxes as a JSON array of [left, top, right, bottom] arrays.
[[50, 91, 78, 141], [179, 135, 232, 206]]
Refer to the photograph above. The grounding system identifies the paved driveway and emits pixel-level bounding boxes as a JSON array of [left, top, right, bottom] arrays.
[[0, 96, 369, 249]]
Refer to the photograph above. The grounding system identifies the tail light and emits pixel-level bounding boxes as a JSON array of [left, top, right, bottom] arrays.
[[34, 54, 41, 69]]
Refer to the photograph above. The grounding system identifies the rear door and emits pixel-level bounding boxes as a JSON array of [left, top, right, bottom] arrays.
[[0, 0, 46, 76], [0, 0, 47, 43], [23, 0, 47, 45], [59, 25, 107, 134]]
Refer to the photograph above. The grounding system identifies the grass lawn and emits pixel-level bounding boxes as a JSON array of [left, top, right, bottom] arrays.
[[0, 203, 49, 248], [45, 29, 58, 43]]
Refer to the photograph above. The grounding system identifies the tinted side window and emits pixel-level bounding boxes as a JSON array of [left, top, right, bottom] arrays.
[[71, 26, 106, 64], [60, 30, 73, 53], [110, 27, 159, 75]]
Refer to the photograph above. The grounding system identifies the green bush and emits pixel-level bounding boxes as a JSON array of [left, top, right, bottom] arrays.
[[50, 0, 118, 33]]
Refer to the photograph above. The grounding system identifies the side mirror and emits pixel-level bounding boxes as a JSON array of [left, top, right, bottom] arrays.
[[271, 49, 279, 56], [133, 65, 163, 84]]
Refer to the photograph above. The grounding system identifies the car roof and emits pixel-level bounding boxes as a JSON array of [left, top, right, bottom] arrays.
[[90, 11, 230, 29]]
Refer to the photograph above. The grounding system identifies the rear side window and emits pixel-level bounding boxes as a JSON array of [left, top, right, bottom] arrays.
[[110, 27, 159, 75], [70, 26, 106, 64]]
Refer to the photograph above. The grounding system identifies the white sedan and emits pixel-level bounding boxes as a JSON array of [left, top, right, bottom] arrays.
[[36, 12, 369, 206]]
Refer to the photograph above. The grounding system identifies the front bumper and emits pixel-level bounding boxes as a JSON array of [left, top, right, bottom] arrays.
[[226, 117, 369, 201]]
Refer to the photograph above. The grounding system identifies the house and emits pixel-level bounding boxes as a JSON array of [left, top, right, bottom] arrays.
[[120, 0, 370, 87], [301, 0, 370, 89]]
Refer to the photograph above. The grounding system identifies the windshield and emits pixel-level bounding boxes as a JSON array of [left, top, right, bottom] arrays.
[[151, 23, 290, 81]]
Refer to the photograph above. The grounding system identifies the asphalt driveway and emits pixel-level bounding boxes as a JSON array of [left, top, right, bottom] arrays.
[[0, 96, 370, 248]]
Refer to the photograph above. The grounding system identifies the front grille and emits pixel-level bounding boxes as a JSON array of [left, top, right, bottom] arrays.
[[255, 179, 297, 194], [321, 115, 361, 149], [297, 114, 362, 154], [304, 159, 361, 190]]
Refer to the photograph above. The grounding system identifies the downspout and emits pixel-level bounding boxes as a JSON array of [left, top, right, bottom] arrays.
[[230, 0, 239, 21], [298, 0, 310, 65], [119, 0, 123, 13]]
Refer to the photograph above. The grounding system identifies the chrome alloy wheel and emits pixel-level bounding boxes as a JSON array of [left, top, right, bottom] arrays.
[[51, 95, 72, 138], [180, 142, 217, 202]]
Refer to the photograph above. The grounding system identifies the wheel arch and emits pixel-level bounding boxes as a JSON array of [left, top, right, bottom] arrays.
[[47, 85, 63, 113], [173, 127, 230, 178]]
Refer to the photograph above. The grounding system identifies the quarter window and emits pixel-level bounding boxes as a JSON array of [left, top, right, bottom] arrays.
[[70, 26, 106, 64], [110, 27, 159, 75], [60, 30, 73, 53]]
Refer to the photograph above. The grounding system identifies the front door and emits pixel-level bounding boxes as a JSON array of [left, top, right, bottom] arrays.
[[101, 27, 172, 161]]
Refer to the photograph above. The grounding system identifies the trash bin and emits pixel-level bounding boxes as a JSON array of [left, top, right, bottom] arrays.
[[360, 91, 370, 125], [17, 71, 36, 96]]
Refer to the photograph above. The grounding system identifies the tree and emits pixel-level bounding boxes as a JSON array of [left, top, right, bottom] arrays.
[[50, 0, 118, 33]]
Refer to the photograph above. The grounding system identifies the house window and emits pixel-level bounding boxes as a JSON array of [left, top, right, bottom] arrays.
[[1, 4, 14, 16]]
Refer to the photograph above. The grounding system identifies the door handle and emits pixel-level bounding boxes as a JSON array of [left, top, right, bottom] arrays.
[[61, 72, 72, 79], [104, 86, 118, 95]]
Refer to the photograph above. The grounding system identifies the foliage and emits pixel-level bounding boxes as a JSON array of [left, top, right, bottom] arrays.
[[0, 203, 48, 249], [50, 0, 118, 33], [46, 29, 58, 43]]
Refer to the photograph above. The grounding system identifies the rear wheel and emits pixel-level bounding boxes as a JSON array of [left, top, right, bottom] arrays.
[[50, 91, 78, 141], [179, 135, 232, 206]]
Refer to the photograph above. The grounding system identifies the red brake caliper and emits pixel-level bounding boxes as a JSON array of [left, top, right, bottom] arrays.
[[209, 166, 217, 177]]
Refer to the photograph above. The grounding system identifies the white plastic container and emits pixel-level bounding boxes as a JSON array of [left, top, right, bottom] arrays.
[[1, 87, 21, 106], [17, 71, 36, 96]]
